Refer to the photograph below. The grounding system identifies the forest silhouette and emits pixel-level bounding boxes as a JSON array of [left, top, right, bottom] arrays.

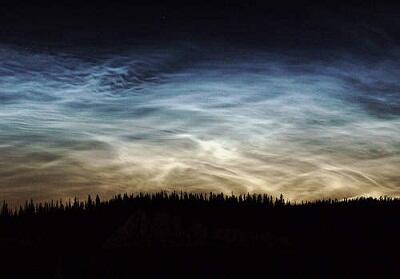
[[1, 192, 400, 278]]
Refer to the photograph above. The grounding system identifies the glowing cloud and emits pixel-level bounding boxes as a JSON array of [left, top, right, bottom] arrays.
[[0, 44, 399, 204]]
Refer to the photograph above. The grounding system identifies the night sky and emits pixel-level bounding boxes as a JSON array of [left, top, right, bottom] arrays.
[[0, 1, 399, 204]]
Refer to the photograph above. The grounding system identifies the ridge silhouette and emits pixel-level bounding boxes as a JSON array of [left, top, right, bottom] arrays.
[[1, 192, 399, 278]]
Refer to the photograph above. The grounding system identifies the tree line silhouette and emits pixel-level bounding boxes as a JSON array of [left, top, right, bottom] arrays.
[[1, 192, 400, 278], [3, 192, 400, 217]]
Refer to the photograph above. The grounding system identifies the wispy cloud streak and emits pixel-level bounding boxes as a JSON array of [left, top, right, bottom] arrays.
[[0, 44, 399, 203]]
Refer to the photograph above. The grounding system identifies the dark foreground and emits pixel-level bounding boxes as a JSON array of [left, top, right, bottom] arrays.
[[1, 192, 399, 278]]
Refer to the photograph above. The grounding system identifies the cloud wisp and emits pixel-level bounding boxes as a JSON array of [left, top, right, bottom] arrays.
[[0, 44, 399, 204]]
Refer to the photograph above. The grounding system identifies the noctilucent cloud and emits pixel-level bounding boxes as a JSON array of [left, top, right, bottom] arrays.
[[0, 43, 399, 204]]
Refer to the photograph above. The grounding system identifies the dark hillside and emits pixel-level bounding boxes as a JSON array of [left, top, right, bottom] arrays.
[[1, 192, 399, 278]]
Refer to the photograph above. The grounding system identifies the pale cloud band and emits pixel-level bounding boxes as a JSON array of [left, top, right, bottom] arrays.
[[0, 43, 399, 205]]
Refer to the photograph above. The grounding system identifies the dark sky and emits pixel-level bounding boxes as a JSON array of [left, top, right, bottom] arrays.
[[1, 1, 399, 51]]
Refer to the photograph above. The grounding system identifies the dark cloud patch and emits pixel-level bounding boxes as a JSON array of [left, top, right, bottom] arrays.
[[342, 76, 400, 118]]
